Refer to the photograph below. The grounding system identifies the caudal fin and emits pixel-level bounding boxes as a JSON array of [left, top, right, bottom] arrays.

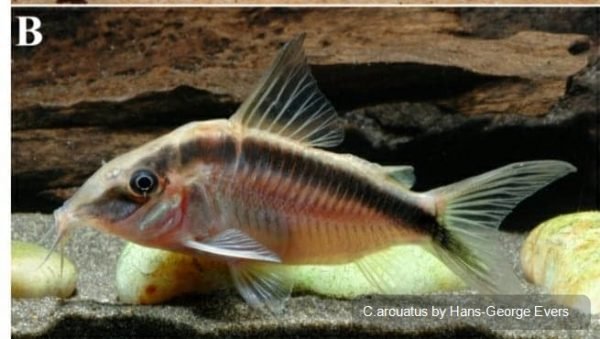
[[427, 160, 576, 294]]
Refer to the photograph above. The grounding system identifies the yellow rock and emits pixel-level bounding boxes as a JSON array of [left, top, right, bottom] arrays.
[[521, 211, 600, 314], [289, 245, 465, 298], [116, 245, 229, 304], [11, 241, 77, 299], [116, 242, 465, 304]]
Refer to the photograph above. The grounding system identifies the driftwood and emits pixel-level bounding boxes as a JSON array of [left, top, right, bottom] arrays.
[[11, 8, 596, 213]]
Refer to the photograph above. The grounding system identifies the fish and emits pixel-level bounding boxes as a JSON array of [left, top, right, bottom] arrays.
[[49, 34, 576, 313]]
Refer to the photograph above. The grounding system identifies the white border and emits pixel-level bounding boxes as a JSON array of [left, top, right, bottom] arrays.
[[4, 4, 12, 339]]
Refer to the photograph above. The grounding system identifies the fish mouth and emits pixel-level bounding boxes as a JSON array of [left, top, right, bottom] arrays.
[[53, 205, 80, 238]]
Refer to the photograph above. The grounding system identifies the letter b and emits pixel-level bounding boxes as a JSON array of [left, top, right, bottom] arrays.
[[16, 16, 43, 46]]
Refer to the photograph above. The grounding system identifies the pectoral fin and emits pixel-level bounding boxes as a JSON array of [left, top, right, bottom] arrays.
[[184, 229, 281, 263], [229, 261, 292, 314]]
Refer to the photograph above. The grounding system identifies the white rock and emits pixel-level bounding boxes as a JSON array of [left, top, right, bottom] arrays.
[[521, 211, 600, 314]]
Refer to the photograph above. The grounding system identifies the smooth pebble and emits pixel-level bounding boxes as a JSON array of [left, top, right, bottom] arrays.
[[12, 240, 77, 299], [521, 211, 600, 314]]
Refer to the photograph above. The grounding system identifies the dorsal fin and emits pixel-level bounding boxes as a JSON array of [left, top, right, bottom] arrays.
[[230, 34, 344, 148], [384, 166, 415, 189]]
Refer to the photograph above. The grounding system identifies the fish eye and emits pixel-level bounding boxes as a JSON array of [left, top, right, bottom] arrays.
[[129, 169, 158, 196]]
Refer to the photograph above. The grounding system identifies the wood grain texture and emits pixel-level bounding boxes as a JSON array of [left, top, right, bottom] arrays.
[[12, 9, 589, 119]]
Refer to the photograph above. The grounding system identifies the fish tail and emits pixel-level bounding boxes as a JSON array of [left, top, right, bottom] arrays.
[[426, 160, 576, 294]]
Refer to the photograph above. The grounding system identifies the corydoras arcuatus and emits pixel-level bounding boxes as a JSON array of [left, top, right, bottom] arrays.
[[50, 34, 576, 313]]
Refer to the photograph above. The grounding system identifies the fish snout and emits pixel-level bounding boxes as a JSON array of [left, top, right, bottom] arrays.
[[39, 205, 81, 266], [53, 205, 81, 237]]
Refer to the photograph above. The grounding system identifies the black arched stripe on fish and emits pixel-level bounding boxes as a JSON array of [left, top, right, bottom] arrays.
[[238, 136, 441, 240], [136, 145, 179, 177], [48, 34, 577, 315], [179, 135, 237, 167]]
